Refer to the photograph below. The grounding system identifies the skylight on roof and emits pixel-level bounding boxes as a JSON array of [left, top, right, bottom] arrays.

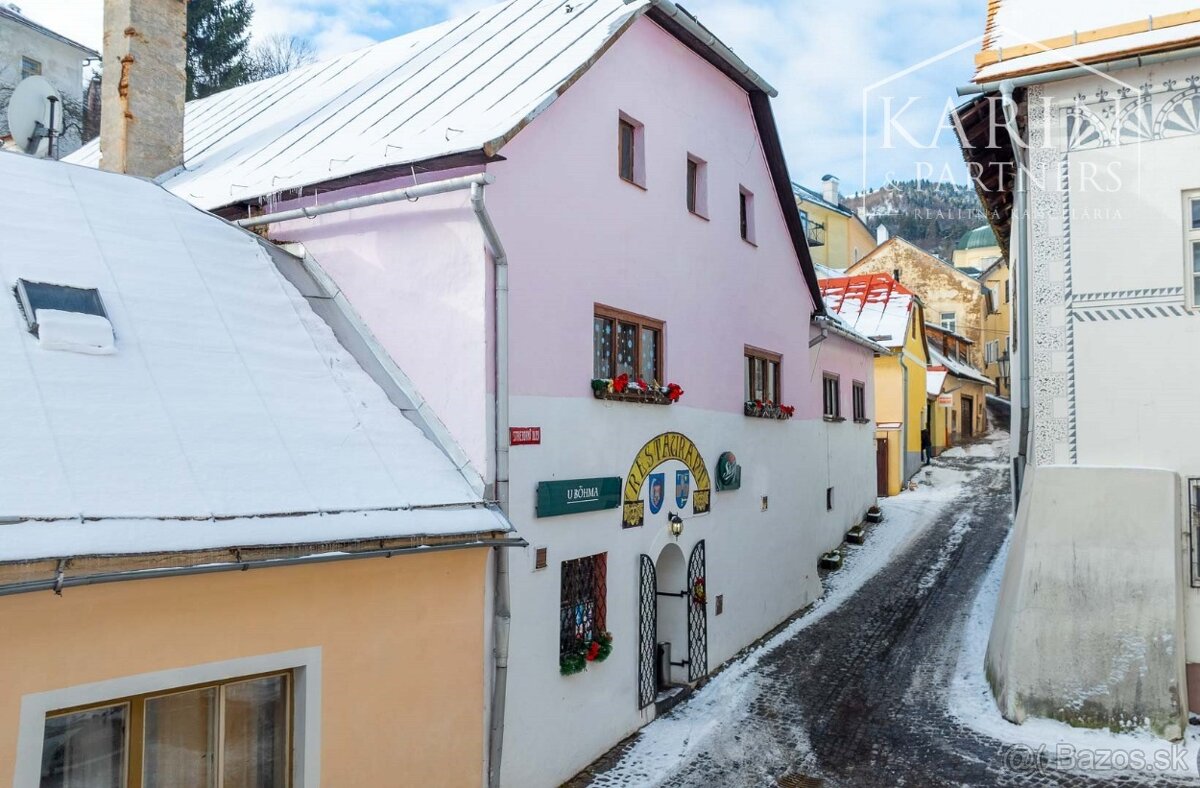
[[15, 279, 107, 336]]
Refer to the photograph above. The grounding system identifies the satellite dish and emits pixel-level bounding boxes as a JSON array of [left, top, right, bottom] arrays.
[[7, 75, 63, 157]]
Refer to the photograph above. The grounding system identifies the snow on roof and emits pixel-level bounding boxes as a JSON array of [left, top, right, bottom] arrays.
[[926, 365, 949, 396], [978, 1, 1200, 81], [929, 346, 994, 388], [68, 0, 655, 211], [0, 152, 505, 561], [818, 274, 915, 349]]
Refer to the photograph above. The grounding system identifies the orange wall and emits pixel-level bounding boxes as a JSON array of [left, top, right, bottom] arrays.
[[1, 548, 488, 787]]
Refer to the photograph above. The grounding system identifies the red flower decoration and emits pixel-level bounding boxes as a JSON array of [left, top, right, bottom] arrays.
[[586, 641, 602, 661], [636, 378, 648, 391], [613, 373, 629, 393], [665, 383, 684, 402]]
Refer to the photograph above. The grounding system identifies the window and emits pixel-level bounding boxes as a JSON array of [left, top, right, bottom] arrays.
[[686, 155, 708, 217], [16, 279, 108, 336], [1186, 191, 1200, 306], [893, 268, 901, 283], [1190, 479, 1200, 587], [1004, 278, 1010, 304], [21, 56, 41, 79], [534, 546, 548, 571], [940, 312, 957, 334], [822, 373, 841, 420], [593, 305, 663, 382], [852, 381, 866, 422], [617, 113, 645, 187], [744, 346, 781, 403], [826, 487, 834, 511], [561, 553, 607, 658], [739, 186, 756, 244], [40, 673, 291, 788]]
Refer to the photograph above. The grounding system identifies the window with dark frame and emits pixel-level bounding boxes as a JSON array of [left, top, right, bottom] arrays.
[[39, 672, 292, 788], [826, 487, 834, 511], [560, 553, 607, 660], [21, 56, 41, 79], [593, 305, 663, 382], [687, 159, 698, 213], [1190, 479, 1200, 587], [739, 191, 748, 239], [823, 374, 841, 419], [852, 381, 866, 422], [744, 346, 781, 403], [619, 119, 636, 183]]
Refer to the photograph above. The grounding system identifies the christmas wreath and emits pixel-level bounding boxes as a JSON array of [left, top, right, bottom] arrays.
[[559, 632, 614, 676], [691, 576, 707, 606]]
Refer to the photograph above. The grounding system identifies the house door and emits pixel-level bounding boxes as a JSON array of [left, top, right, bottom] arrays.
[[961, 396, 974, 438], [875, 438, 888, 497]]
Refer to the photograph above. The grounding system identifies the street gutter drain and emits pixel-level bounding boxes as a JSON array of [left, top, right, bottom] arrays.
[[776, 772, 822, 788]]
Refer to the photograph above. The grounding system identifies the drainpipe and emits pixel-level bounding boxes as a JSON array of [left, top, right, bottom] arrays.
[[998, 80, 1031, 505], [470, 181, 511, 788]]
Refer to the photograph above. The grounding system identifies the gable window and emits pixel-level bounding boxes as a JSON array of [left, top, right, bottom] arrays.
[[1186, 191, 1200, 307], [40, 673, 291, 788], [739, 186, 756, 244], [822, 373, 841, 420], [686, 154, 708, 217], [940, 312, 957, 334], [21, 56, 41, 79], [561, 553, 607, 660], [594, 305, 662, 382], [852, 381, 866, 422], [744, 346, 781, 403], [617, 113, 645, 188]]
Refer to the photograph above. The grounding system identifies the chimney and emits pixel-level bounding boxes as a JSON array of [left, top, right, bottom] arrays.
[[100, 0, 186, 178], [876, 223, 889, 244], [821, 173, 840, 206]]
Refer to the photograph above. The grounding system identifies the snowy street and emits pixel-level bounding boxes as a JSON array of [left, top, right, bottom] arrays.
[[570, 433, 1200, 787]]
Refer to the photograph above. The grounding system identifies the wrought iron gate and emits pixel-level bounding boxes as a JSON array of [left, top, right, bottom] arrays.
[[637, 554, 657, 709], [687, 540, 708, 681]]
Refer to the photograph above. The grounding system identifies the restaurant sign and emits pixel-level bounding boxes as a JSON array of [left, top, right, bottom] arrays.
[[536, 477, 622, 518]]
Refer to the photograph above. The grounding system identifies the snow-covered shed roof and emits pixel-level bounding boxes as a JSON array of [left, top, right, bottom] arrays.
[[930, 346, 994, 388], [926, 365, 949, 397], [0, 152, 507, 562], [976, 0, 1200, 82], [818, 274, 916, 350]]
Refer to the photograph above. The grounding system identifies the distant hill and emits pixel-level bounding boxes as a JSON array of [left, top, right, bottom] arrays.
[[846, 181, 990, 261]]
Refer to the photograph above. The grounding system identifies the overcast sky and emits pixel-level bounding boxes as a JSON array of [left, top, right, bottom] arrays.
[[21, 0, 984, 189]]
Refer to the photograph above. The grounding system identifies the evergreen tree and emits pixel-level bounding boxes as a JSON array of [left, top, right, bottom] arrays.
[[187, 0, 255, 99]]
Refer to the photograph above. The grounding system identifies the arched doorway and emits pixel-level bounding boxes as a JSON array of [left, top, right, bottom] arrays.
[[655, 543, 687, 690]]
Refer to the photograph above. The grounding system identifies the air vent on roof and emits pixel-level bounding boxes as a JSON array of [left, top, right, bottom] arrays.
[[15, 279, 114, 354]]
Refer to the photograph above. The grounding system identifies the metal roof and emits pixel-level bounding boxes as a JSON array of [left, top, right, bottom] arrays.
[[818, 273, 916, 349], [955, 224, 997, 251]]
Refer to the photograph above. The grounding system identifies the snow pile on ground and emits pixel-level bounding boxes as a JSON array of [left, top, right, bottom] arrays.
[[939, 442, 997, 458], [592, 458, 979, 786], [949, 537, 1200, 780]]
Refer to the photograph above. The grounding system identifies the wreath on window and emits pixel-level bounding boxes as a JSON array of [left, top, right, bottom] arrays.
[[559, 632, 614, 676], [691, 576, 707, 606]]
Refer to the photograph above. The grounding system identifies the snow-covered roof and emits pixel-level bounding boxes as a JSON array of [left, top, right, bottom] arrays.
[[930, 346, 994, 388], [0, 152, 506, 562], [818, 274, 916, 350], [977, 1, 1200, 82], [926, 365, 949, 397]]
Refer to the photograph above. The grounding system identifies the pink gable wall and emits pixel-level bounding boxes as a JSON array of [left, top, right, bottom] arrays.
[[487, 16, 839, 418]]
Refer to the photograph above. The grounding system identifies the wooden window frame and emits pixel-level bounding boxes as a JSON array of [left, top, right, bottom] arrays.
[[744, 345, 782, 404], [852, 380, 867, 423], [686, 154, 708, 218], [823, 373, 842, 421], [560, 553, 608, 659], [739, 186, 756, 245], [42, 671, 294, 788], [594, 303, 664, 382], [617, 113, 645, 188]]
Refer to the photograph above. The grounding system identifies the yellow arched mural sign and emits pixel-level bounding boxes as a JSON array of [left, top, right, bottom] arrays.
[[622, 432, 711, 528]]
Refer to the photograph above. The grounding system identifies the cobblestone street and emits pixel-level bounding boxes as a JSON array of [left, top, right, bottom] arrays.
[[571, 435, 1200, 788]]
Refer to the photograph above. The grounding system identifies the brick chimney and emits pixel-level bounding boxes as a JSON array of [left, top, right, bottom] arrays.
[[100, 0, 186, 178]]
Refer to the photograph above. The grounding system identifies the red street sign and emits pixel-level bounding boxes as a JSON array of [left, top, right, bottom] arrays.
[[510, 427, 541, 446]]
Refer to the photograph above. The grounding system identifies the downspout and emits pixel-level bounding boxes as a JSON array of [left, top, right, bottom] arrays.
[[998, 80, 1031, 506], [471, 181, 510, 788]]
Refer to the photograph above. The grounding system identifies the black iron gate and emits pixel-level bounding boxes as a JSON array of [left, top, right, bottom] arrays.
[[687, 540, 708, 681], [637, 554, 657, 709]]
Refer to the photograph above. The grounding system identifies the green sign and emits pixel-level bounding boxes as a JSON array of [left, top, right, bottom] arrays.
[[716, 451, 741, 491], [536, 477, 622, 518]]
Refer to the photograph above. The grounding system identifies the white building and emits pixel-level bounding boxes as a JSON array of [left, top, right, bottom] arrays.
[[0, 3, 97, 155], [956, 0, 1200, 741]]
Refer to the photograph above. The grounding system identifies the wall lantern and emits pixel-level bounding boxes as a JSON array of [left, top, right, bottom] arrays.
[[667, 512, 684, 539]]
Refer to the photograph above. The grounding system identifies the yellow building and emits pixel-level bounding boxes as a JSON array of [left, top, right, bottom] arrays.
[[951, 224, 1003, 271], [0, 156, 519, 788], [821, 274, 929, 496], [925, 324, 995, 448], [977, 256, 1012, 399], [794, 176, 878, 270]]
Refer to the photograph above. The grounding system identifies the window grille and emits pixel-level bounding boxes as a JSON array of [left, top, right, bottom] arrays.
[[560, 553, 607, 658]]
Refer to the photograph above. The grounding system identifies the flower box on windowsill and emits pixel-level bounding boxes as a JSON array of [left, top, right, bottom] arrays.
[[744, 401, 795, 420], [592, 376, 683, 405]]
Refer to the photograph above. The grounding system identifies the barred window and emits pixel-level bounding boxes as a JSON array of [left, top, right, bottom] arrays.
[[560, 553, 607, 658]]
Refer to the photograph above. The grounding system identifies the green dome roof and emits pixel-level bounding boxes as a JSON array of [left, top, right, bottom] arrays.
[[956, 224, 997, 250]]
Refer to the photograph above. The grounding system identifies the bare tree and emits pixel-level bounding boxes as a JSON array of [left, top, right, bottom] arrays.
[[249, 33, 317, 81]]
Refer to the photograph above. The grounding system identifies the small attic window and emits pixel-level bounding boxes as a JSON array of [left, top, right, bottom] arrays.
[[16, 279, 107, 336]]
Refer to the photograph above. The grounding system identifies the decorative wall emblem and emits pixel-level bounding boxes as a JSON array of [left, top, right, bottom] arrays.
[[715, 451, 742, 491], [648, 473, 665, 515], [675, 470, 691, 508], [622, 432, 711, 528]]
